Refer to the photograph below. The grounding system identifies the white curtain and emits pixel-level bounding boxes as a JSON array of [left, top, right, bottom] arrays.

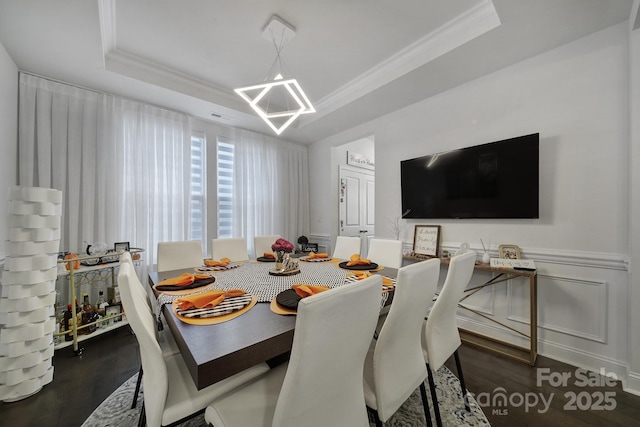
[[18, 73, 192, 267], [231, 128, 310, 254]]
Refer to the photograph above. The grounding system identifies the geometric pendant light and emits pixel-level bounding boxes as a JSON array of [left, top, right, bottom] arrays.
[[234, 15, 315, 135]]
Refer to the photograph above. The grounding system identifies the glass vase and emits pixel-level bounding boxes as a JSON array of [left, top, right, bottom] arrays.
[[275, 251, 286, 270]]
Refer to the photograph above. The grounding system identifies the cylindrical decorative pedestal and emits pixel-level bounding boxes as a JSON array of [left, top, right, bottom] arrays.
[[0, 186, 62, 402]]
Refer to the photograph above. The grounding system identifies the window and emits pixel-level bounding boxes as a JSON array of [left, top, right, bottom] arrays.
[[217, 138, 234, 238], [190, 133, 206, 247]]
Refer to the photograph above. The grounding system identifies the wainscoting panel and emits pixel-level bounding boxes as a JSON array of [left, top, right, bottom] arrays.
[[534, 274, 608, 343], [455, 269, 496, 316]]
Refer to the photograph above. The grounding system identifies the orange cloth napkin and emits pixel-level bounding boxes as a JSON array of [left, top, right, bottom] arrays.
[[204, 257, 231, 267], [352, 271, 393, 285], [263, 252, 276, 259], [175, 289, 246, 310], [353, 271, 373, 279], [157, 273, 213, 287], [292, 284, 330, 298], [346, 254, 372, 266], [307, 252, 329, 259]]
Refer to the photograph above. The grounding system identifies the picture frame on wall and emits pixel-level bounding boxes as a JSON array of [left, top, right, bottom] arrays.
[[412, 225, 441, 258], [114, 242, 130, 253], [499, 244, 521, 259], [346, 151, 375, 170]]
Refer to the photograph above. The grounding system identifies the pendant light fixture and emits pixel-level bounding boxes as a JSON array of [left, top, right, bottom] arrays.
[[234, 15, 315, 135]]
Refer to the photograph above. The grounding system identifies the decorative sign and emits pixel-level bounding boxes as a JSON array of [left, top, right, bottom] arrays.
[[490, 258, 536, 270], [347, 151, 375, 170], [412, 225, 441, 258], [301, 243, 319, 253]]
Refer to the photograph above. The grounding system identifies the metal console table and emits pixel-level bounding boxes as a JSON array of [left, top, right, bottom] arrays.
[[442, 259, 538, 366]]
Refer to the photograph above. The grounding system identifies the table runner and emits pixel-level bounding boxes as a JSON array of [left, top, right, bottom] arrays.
[[156, 261, 391, 326]]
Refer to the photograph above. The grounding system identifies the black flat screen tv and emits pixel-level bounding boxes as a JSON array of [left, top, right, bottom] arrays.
[[400, 133, 539, 219]]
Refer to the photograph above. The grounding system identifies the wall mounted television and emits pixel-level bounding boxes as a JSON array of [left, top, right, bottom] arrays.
[[400, 133, 539, 219]]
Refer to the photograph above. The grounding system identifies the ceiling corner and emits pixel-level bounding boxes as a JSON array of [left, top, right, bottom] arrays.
[[298, 0, 501, 129]]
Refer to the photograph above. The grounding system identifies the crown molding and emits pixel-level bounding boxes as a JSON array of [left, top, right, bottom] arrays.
[[98, 0, 500, 130], [98, 0, 248, 113], [98, 0, 117, 60], [104, 49, 247, 111], [297, 0, 501, 127]]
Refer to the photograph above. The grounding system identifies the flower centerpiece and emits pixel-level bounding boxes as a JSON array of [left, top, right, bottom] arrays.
[[271, 238, 294, 270]]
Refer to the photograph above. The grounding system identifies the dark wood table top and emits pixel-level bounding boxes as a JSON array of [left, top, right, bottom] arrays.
[[149, 265, 396, 390]]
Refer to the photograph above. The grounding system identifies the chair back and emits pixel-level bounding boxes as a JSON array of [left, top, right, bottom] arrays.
[[272, 275, 383, 427], [423, 250, 476, 369], [117, 261, 168, 427], [366, 238, 403, 269], [157, 240, 203, 272], [211, 237, 249, 262], [367, 258, 440, 421], [254, 235, 281, 258], [332, 236, 362, 260]]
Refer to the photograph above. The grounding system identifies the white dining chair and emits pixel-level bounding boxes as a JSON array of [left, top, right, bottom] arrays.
[[117, 261, 270, 427], [332, 235, 362, 260], [157, 240, 204, 272], [211, 237, 249, 262], [366, 238, 403, 269], [120, 252, 180, 409], [204, 275, 384, 427], [253, 235, 281, 258], [422, 250, 476, 427], [363, 258, 440, 427]]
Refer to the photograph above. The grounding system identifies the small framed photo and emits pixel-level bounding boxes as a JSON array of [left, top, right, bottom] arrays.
[[114, 242, 130, 253], [301, 243, 319, 253], [105, 304, 122, 322], [499, 244, 521, 259]]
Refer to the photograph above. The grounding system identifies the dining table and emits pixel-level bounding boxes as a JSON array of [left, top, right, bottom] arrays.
[[148, 257, 396, 390]]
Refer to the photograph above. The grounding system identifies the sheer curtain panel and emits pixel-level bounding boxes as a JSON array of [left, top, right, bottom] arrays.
[[18, 73, 192, 268], [231, 128, 310, 254]]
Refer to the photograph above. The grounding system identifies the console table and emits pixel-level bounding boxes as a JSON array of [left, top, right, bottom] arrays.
[[406, 256, 538, 365], [452, 260, 537, 365]]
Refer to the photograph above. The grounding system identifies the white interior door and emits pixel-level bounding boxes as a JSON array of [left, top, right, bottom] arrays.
[[339, 167, 375, 254]]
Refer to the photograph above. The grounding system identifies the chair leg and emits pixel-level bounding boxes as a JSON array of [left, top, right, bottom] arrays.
[[374, 411, 383, 427], [138, 403, 146, 427], [426, 363, 443, 427], [131, 365, 143, 409], [454, 350, 471, 412], [419, 381, 434, 427]]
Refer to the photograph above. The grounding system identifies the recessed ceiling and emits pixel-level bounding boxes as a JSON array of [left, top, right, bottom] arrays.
[[0, 0, 634, 143]]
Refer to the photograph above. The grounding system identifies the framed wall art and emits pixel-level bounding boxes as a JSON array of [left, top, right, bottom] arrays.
[[412, 225, 441, 258]]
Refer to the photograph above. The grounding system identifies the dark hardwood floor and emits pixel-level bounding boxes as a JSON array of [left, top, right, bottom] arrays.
[[0, 328, 140, 427], [1, 328, 639, 427]]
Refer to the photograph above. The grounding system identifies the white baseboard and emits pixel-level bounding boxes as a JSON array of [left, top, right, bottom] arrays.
[[538, 339, 639, 394]]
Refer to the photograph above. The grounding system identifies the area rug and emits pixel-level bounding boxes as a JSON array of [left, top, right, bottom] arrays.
[[82, 366, 489, 426]]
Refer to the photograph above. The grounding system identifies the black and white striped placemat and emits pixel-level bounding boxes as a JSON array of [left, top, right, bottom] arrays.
[[175, 294, 253, 318], [157, 262, 393, 318]]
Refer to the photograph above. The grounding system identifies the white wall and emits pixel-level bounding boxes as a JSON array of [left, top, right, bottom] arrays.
[[0, 40, 18, 260], [627, 0, 640, 394], [309, 23, 638, 392]]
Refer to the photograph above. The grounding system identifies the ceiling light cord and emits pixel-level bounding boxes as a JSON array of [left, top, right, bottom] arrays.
[[263, 26, 293, 111], [234, 14, 315, 135]]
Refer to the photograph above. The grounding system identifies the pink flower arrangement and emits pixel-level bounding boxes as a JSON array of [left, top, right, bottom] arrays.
[[271, 238, 294, 253]]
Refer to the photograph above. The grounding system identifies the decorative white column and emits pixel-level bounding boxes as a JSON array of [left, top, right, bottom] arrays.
[[0, 187, 62, 402]]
